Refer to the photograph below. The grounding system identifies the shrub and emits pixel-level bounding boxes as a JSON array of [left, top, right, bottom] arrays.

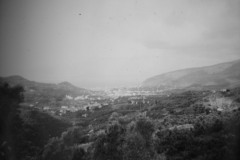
[[92, 122, 125, 160]]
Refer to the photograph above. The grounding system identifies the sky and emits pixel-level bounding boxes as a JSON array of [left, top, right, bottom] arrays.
[[0, 0, 240, 88]]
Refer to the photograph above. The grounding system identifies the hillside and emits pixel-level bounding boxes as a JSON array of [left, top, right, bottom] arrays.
[[0, 75, 95, 107], [0, 75, 91, 96], [1, 76, 240, 160], [142, 59, 240, 90]]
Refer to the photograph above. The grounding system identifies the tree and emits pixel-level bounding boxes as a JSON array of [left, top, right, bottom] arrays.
[[93, 121, 125, 160], [122, 117, 156, 160], [41, 127, 86, 160], [0, 83, 24, 160], [71, 148, 86, 160], [123, 133, 152, 160], [135, 117, 155, 143]]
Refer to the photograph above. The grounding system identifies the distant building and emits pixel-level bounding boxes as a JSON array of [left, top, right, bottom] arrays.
[[89, 102, 102, 109], [212, 90, 216, 93], [82, 114, 88, 118], [169, 124, 194, 131], [66, 95, 73, 100], [74, 95, 87, 100], [102, 103, 109, 107], [50, 111, 56, 115], [43, 106, 50, 111], [74, 96, 82, 100], [217, 108, 224, 112], [221, 88, 230, 93], [61, 106, 68, 109], [60, 109, 67, 115], [69, 106, 78, 112]]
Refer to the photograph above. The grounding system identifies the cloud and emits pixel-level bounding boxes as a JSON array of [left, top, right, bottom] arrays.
[[1, 0, 240, 88], [143, 0, 240, 57]]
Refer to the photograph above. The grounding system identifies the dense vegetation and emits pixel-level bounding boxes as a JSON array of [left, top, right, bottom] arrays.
[[38, 111, 240, 160], [1, 83, 240, 160], [0, 83, 71, 160]]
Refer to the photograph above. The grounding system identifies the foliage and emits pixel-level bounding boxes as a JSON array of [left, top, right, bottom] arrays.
[[135, 116, 155, 143], [155, 112, 240, 160], [0, 83, 24, 160], [123, 132, 154, 160], [2, 82, 240, 160], [93, 121, 124, 160], [0, 83, 71, 160], [42, 127, 88, 160], [72, 148, 87, 160]]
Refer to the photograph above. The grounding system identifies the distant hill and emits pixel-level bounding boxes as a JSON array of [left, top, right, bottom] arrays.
[[142, 59, 240, 90], [0, 75, 92, 98]]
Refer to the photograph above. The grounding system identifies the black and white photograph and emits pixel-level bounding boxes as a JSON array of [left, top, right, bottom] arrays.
[[0, 0, 240, 160]]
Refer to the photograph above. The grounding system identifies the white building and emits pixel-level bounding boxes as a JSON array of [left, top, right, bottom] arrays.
[[66, 95, 73, 100], [43, 106, 50, 111]]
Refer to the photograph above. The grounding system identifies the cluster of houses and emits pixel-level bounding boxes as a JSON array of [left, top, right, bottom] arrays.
[[127, 96, 152, 105], [65, 95, 90, 100], [34, 94, 110, 116], [106, 88, 163, 99], [40, 101, 109, 116], [58, 102, 109, 115], [65, 94, 103, 101]]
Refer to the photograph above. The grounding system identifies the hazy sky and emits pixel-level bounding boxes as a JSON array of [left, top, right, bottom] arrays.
[[0, 0, 240, 88]]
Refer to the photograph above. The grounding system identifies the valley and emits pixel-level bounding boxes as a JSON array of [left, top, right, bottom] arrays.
[[1, 1, 240, 159], [1, 69, 240, 160]]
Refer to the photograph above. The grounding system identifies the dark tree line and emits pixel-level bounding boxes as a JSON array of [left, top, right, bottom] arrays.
[[0, 83, 24, 160], [0, 83, 71, 160]]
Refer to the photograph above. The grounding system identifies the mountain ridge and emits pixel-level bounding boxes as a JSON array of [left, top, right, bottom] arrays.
[[0, 75, 92, 96], [142, 59, 240, 90]]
